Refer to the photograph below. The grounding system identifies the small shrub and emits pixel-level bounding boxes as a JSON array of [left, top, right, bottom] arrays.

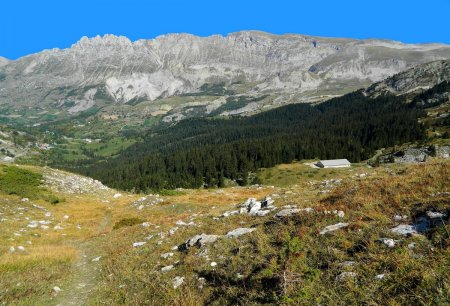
[[48, 196, 63, 205], [113, 217, 145, 230], [157, 189, 186, 196], [0, 165, 62, 203], [0, 166, 42, 199], [283, 236, 303, 256]]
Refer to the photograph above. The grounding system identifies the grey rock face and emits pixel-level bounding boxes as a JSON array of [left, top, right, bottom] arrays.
[[433, 145, 450, 159], [0, 56, 9, 67], [365, 59, 450, 97], [1, 32, 449, 114], [378, 145, 450, 165], [392, 148, 429, 163]]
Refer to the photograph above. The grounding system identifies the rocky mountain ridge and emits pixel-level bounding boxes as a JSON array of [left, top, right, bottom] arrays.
[[1, 31, 450, 116], [0, 57, 9, 67], [365, 59, 450, 97]]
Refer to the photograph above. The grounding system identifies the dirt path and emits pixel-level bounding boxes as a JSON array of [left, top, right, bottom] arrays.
[[52, 210, 112, 306]]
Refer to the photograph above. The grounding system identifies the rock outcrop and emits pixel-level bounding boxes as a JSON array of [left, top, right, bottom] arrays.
[[178, 234, 220, 251], [365, 60, 450, 97], [376, 145, 450, 165]]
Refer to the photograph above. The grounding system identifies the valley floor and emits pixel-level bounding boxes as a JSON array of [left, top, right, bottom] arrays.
[[0, 159, 448, 305]]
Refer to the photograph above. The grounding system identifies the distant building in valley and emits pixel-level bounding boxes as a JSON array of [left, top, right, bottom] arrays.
[[317, 159, 351, 168]]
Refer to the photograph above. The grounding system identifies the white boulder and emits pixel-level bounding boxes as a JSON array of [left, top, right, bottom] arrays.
[[172, 276, 184, 289]]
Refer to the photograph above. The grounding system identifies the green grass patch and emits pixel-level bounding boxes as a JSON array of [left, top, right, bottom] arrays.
[[157, 189, 187, 196], [0, 165, 61, 203], [0, 258, 73, 305], [113, 217, 146, 230]]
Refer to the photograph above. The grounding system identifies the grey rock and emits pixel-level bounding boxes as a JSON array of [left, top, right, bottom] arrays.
[[221, 210, 240, 217], [319, 222, 349, 235], [226, 228, 256, 238], [254, 210, 271, 217], [390, 224, 418, 236], [261, 196, 274, 208], [408, 242, 417, 249], [379, 238, 396, 248], [426, 211, 447, 219], [161, 252, 174, 259], [392, 148, 429, 163], [335, 272, 357, 282], [248, 199, 262, 215], [433, 145, 450, 158], [43, 168, 110, 195], [161, 265, 174, 272], [378, 144, 450, 165], [172, 276, 184, 289], [393, 214, 408, 221], [275, 208, 301, 218], [331, 210, 345, 218], [52, 286, 62, 295], [179, 234, 220, 250], [235, 197, 275, 217], [275, 207, 313, 218]]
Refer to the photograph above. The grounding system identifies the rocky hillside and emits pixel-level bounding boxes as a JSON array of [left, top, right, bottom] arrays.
[[0, 126, 37, 163], [2, 157, 448, 305], [0, 57, 9, 67], [365, 59, 450, 97], [1, 31, 450, 117]]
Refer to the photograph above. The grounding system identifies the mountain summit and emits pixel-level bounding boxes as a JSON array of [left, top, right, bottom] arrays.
[[1, 31, 450, 115]]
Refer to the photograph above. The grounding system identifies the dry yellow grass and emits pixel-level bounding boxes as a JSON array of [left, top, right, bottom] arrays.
[[163, 186, 279, 206], [1, 159, 449, 305], [0, 245, 77, 265]]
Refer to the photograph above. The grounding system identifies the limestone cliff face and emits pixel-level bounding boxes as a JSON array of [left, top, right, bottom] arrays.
[[365, 59, 450, 97], [0, 57, 9, 67], [1, 31, 449, 112]]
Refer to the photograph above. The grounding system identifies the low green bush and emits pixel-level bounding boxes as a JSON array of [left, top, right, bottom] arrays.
[[113, 217, 145, 230]]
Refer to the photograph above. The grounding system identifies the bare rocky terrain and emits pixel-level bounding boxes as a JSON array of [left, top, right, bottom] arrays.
[[1, 31, 450, 121]]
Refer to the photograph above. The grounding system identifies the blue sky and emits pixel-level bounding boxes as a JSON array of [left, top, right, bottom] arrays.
[[1, 0, 449, 59]]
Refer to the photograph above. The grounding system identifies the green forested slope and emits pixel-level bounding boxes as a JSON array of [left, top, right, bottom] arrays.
[[66, 90, 426, 191]]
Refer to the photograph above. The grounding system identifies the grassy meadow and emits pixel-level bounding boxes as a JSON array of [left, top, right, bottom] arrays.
[[0, 158, 448, 305]]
